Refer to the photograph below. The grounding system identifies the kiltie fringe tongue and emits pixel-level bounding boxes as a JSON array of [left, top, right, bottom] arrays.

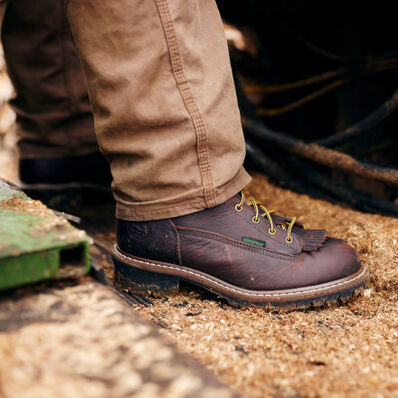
[[301, 229, 328, 252]]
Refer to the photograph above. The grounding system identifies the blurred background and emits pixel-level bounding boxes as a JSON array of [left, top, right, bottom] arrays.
[[0, 45, 16, 182], [1, 0, 398, 215], [219, 0, 398, 216]]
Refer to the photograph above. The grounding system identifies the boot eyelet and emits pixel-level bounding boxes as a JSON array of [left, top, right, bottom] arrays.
[[235, 204, 243, 212], [285, 236, 293, 244], [268, 227, 276, 235], [252, 216, 260, 224]]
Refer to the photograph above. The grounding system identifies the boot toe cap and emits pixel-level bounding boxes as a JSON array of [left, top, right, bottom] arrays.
[[304, 237, 362, 285]]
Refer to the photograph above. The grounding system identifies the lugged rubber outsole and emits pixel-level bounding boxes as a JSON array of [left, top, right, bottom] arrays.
[[112, 245, 368, 309]]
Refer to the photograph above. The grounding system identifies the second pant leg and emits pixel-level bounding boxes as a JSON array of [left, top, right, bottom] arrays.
[[67, 0, 251, 220], [1, 0, 97, 159]]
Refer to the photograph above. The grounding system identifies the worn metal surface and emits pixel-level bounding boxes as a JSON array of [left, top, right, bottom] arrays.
[[0, 179, 90, 290]]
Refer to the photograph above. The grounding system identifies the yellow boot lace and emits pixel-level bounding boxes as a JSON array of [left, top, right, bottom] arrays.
[[235, 190, 296, 243]]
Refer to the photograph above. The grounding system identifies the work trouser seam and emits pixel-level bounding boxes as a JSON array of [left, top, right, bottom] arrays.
[[154, 0, 216, 207]]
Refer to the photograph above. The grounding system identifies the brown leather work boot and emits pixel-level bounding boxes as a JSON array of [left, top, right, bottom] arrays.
[[113, 191, 368, 308]]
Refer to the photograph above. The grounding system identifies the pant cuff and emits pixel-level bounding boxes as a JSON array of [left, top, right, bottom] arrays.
[[116, 167, 252, 221]]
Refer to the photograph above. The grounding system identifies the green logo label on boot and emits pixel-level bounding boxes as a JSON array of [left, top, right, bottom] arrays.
[[242, 237, 266, 247]]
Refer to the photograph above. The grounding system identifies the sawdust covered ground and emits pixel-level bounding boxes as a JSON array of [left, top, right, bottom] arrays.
[[136, 172, 398, 398], [1, 131, 397, 396]]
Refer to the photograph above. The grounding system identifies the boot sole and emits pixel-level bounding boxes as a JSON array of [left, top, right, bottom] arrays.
[[112, 245, 368, 309]]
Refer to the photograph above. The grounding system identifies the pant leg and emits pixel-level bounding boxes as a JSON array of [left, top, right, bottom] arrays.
[[1, 0, 97, 159], [66, 0, 251, 221]]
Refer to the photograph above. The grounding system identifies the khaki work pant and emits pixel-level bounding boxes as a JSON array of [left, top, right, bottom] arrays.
[[0, 0, 251, 221]]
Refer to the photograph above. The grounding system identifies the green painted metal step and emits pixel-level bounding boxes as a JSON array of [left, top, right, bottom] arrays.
[[0, 178, 90, 291]]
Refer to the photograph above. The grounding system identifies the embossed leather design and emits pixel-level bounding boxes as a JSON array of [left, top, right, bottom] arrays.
[[117, 219, 179, 265]]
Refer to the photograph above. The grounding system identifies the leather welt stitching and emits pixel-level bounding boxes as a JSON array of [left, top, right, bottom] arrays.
[[114, 246, 368, 298], [177, 227, 301, 262]]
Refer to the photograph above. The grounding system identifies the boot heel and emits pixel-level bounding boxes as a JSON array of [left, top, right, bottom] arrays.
[[113, 257, 180, 296]]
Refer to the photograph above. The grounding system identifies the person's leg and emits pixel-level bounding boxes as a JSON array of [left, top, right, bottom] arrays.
[[66, 0, 251, 221], [1, 0, 112, 198], [66, 0, 367, 307], [1, 0, 97, 159]]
